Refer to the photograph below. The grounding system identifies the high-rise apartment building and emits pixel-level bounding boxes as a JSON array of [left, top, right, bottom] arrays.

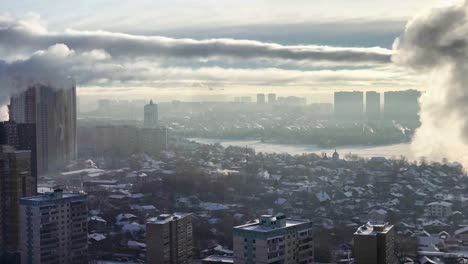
[[144, 100, 159, 128], [257, 94, 266, 104], [95, 125, 139, 157], [0, 146, 35, 262], [353, 223, 397, 264], [19, 190, 88, 264], [146, 213, 193, 264], [0, 121, 37, 184], [268, 93, 277, 103], [334, 91, 364, 119], [140, 127, 168, 155], [9, 85, 77, 175], [233, 214, 314, 264], [366, 91, 381, 120], [383, 90, 421, 122]]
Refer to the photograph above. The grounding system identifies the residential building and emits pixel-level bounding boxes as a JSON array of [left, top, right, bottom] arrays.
[[353, 223, 397, 264], [96, 125, 167, 157], [95, 125, 139, 157], [268, 93, 277, 104], [366, 91, 381, 120], [0, 121, 37, 184], [19, 190, 88, 264], [202, 255, 234, 264], [233, 214, 314, 264], [146, 213, 193, 264], [9, 85, 77, 175], [334, 91, 364, 119], [140, 127, 168, 155], [0, 146, 35, 262], [144, 100, 159, 128], [383, 90, 421, 121], [427, 201, 453, 218], [257, 94, 266, 104]]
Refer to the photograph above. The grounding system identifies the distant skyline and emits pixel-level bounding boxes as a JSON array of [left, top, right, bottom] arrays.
[[0, 0, 454, 112]]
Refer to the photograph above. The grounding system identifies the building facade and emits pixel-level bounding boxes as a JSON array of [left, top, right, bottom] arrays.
[[140, 127, 168, 155], [383, 90, 421, 122], [95, 125, 167, 157], [233, 214, 314, 264], [19, 190, 88, 264], [9, 85, 77, 175], [334, 91, 364, 119], [257, 94, 266, 104], [0, 121, 37, 185], [146, 213, 193, 264], [427, 201, 453, 218], [0, 146, 35, 262], [366, 91, 381, 120], [267, 93, 276, 104], [353, 223, 397, 264], [144, 100, 159, 128]]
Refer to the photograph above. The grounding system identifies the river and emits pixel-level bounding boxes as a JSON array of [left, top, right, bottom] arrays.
[[189, 138, 414, 160]]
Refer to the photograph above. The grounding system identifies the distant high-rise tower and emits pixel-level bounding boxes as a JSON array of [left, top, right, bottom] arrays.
[[9, 85, 77, 175], [0, 146, 34, 262], [334, 91, 364, 119], [384, 90, 421, 121], [19, 190, 88, 264], [257, 93, 266, 104], [146, 213, 193, 264], [353, 223, 397, 264], [268, 93, 277, 103], [366, 91, 381, 120], [144, 100, 159, 128]]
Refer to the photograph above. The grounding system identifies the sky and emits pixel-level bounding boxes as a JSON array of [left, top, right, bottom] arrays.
[[0, 0, 451, 105]]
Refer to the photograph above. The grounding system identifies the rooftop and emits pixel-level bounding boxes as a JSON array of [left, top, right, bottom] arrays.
[[234, 215, 310, 232], [20, 190, 86, 205], [146, 213, 191, 225], [355, 223, 393, 236], [202, 255, 234, 263]]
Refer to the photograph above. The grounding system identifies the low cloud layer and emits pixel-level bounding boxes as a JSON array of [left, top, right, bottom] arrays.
[[393, 0, 468, 164], [0, 14, 391, 64], [0, 14, 403, 109]]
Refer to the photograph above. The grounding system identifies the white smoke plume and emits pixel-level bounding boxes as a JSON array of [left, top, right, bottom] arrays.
[[393, 0, 468, 164]]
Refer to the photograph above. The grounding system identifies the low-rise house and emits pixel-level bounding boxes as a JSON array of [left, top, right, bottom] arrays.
[[427, 201, 452, 218]]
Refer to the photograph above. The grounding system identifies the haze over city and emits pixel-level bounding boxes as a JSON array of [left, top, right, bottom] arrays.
[[2, 1, 468, 264]]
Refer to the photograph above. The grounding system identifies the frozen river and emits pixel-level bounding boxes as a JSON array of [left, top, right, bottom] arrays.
[[189, 138, 414, 160]]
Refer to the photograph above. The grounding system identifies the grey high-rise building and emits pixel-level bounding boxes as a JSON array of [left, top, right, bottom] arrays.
[[0, 146, 35, 262], [146, 213, 193, 264], [144, 100, 159, 128], [257, 93, 266, 104], [9, 85, 77, 175], [366, 91, 381, 120], [334, 91, 364, 119], [384, 90, 421, 122], [0, 121, 37, 185], [268, 93, 277, 103], [19, 190, 88, 264], [353, 223, 397, 264]]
